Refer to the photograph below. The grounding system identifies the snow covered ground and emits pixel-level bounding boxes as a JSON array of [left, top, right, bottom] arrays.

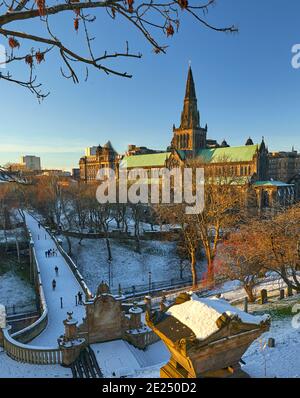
[[0, 271, 35, 310], [0, 213, 299, 379], [243, 314, 300, 378], [92, 340, 169, 378], [64, 237, 205, 295], [0, 227, 26, 244], [0, 348, 72, 378]]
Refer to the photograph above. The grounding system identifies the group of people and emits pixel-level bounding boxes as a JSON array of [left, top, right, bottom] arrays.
[[37, 221, 84, 307], [45, 248, 58, 258]]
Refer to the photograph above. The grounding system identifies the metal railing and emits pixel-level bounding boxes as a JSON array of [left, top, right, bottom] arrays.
[[6, 302, 39, 317]]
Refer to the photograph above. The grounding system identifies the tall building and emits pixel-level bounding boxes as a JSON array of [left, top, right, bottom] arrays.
[[269, 149, 300, 200], [85, 146, 99, 157], [78, 67, 296, 210], [269, 149, 300, 182], [79, 141, 119, 182], [20, 155, 41, 171], [171, 66, 207, 154]]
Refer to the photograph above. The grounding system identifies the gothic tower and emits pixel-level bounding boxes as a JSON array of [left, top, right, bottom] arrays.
[[171, 66, 207, 155]]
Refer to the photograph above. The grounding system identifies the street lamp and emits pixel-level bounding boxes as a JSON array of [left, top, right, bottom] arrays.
[[108, 259, 112, 288], [148, 271, 152, 294]]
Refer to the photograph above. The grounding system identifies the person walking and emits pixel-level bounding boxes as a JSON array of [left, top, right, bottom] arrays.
[[52, 279, 56, 291], [45, 250, 48, 258], [54, 266, 59, 276], [78, 291, 83, 305], [38, 222, 41, 229]]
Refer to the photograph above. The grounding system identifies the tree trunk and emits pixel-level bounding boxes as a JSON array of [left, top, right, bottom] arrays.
[[180, 260, 183, 280], [106, 238, 112, 261], [244, 284, 256, 303], [191, 249, 198, 289], [135, 236, 141, 254], [206, 255, 214, 283], [15, 238, 20, 263]]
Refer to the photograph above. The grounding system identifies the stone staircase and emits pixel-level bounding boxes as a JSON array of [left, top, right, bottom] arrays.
[[70, 346, 103, 378]]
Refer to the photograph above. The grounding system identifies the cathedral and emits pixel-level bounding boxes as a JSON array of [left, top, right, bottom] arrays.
[[79, 67, 297, 210]]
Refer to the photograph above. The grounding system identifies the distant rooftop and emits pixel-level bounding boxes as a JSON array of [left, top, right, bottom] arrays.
[[253, 180, 294, 187], [120, 152, 171, 168]]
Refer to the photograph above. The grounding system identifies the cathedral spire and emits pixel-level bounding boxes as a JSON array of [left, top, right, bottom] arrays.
[[184, 65, 197, 101], [180, 66, 200, 129]]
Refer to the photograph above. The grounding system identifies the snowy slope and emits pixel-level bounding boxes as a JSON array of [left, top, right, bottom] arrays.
[[0, 271, 36, 309], [66, 237, 205, 294], [243, 315, 300, 378]]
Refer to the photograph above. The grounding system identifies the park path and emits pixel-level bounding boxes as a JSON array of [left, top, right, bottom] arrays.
[[24, 213, 85, 346]]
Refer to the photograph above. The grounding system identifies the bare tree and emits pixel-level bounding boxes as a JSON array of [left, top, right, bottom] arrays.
[[0, 0, 237, 99], [155, 203, 201, 288], [249, 204, 300, 292], [215, 231, 264, 302]]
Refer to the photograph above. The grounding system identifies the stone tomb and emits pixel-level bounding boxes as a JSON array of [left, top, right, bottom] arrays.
[[78, 284, 127, 344], [146, 292, 270, 378], [77, 282, 156, 348]]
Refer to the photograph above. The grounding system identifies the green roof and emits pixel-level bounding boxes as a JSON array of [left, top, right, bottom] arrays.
[[196, 144, 259, 163], [120, 152, 171, 169], [253, 180, 294, 187]]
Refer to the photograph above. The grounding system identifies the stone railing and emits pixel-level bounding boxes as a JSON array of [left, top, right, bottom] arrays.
[[51, 234, 93, 301], [60, 229, 180, 242], [124, 328, 160, 350], [3, 327, 62, 365], [0, 220, 58, 364], [1, 214, 85, 366], [11, 238, 49, 344], [27, 212, 93, 301]]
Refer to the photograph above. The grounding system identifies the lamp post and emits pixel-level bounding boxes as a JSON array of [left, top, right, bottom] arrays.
[[108, 259, 112, 289], [148, 271, 152, 294]]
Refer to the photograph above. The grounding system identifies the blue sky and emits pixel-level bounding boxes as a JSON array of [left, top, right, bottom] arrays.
[[0, 0, 300, 170]]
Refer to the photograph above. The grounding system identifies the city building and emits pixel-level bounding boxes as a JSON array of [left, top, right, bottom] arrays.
[[72, 168, 80, 180], [41, 170, 71, 177], [269, 149, 300, 200], [126, 144, 164, 156], [85, 146, 99, 157], [78, 67, 298, 210], [79, 141, 119, 182], [20, 155, 41, 171]]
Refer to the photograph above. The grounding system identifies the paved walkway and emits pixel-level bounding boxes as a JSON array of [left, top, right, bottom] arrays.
[[24, 213, 85, 346]]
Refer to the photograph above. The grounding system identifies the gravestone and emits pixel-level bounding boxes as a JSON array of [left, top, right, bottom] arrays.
[[268, 338, 275, 348], [279, 289, 285, 300], [244, 297, 248, 313], [260, 289, 268, 304]]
